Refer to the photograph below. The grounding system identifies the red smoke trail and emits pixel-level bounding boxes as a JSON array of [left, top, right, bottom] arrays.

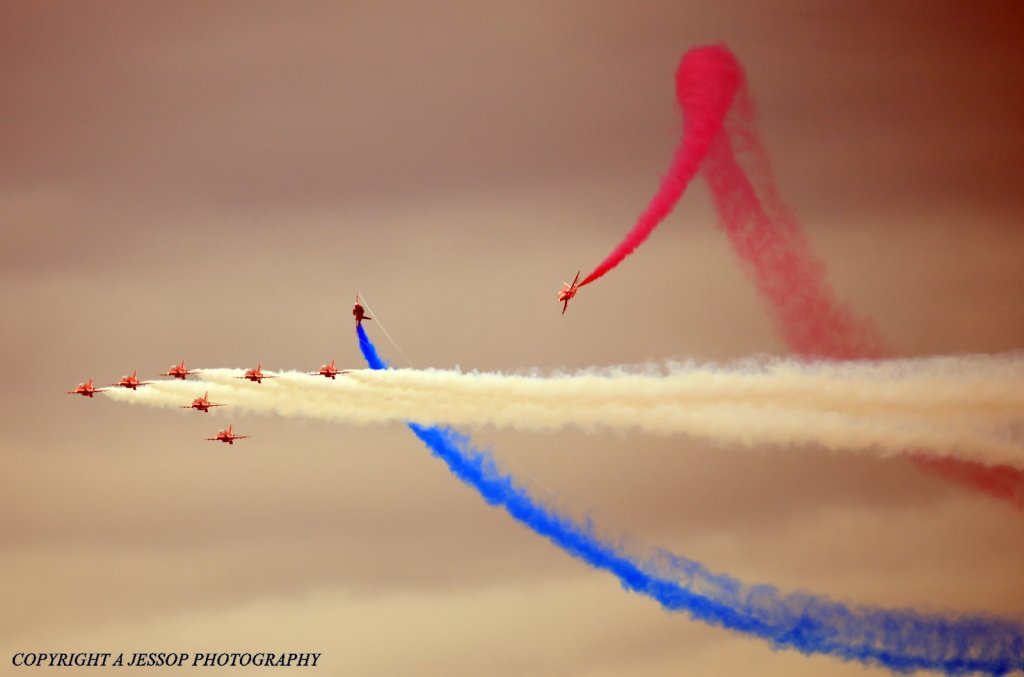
[[586, 44, 1024, 509], [699, 57, 1024, 510], [702, 88, 887, 360], [912, 457, 1024, 510], [579, 45, 741, 287]]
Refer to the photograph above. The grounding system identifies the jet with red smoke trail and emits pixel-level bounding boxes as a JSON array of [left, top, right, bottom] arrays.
[[237, 363, 274, 384], [558, 271, 581, 314], [161, 361, 197, 380], [311, 359, 350, 379], [67, 378, 108, 398], [182, 392, 225, 413], [557, 45, 740, 302], [112, 370, 150, 390], [353, 294, 371, 326], [207, 424, 248, 444]]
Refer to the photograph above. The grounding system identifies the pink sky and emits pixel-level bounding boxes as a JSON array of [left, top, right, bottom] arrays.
[[2, 2, 1023, 675]]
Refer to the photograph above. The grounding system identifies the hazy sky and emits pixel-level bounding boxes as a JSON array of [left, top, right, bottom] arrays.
[[2, 2, 1023, 675]]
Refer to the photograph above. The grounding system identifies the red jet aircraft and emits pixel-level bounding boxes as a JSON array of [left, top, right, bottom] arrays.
[[238, 363, 274, 384], [312, 359, 350, 379], [353, 294, 372, 326], [558, 271, 581, 314], [207, 424, 248, 445], [67, 378, 108, 398], [161, 361, 197, 380], [112, 370, 150, 390], [182, 392, 225, 413]]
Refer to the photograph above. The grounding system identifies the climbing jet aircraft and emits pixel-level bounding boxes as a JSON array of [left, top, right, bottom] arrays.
[[353, 294, 371, 326]]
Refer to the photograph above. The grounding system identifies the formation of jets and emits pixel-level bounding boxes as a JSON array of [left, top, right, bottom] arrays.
[[70, 292, 373, 443], [68, 357, 357, 444], [71, 280, 616, 447]]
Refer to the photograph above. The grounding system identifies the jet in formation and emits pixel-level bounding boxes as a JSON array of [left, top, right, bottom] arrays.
[[182, 392, 225, 413], [312, 359, 350, 379], [113, 369, 150, 390], [161, 360, 197, 380], [238, 363, 274, 384], [207, 424, 248, 444], [66, 378, 108, 398]]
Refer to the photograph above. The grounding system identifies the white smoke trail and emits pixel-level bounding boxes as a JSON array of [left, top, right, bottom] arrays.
[[101, 353, 1024, 467]]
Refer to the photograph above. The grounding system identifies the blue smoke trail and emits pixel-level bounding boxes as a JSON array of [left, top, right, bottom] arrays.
[[356, 324, 1023, 675]]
